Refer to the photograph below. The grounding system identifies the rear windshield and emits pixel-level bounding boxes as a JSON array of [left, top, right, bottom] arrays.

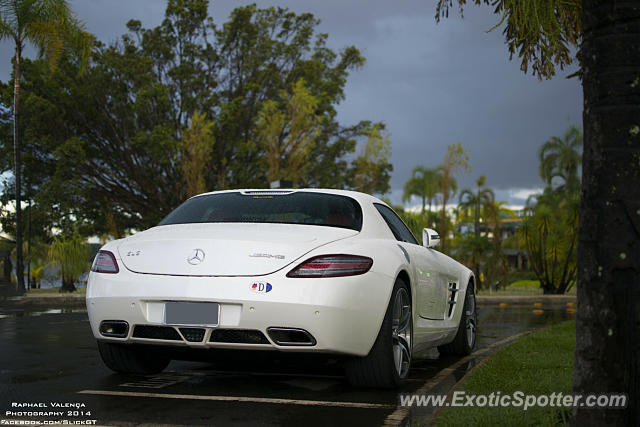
[[159, 191, 363, 231]]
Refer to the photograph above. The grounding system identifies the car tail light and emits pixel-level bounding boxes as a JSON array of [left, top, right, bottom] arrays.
[[286, 255, 373, 278], [91, 250, 120, 274]]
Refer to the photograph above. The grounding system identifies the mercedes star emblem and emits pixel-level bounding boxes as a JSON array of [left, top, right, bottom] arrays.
[[187, 248, 205, 265]]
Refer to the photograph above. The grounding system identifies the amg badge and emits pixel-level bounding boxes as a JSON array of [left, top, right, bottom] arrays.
[[249, 253, 285, 260]]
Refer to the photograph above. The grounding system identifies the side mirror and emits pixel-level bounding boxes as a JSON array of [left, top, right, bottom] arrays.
[[422, 228, 440, 248]]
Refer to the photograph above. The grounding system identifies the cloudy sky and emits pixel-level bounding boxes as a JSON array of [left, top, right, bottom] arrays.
[[0, 0, 583, 208]]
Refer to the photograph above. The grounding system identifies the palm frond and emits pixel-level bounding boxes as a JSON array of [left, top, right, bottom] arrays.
[[0, 14, 16, 40], [6, 0, 93, 72]]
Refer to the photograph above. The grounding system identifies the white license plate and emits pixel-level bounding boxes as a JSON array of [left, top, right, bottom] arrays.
[[164, 302, 219, 326]]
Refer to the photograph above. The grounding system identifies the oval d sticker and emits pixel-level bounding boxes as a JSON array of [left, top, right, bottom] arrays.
[[251, 282, 272, 293]]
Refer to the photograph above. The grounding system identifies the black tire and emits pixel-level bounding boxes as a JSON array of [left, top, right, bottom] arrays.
[[344, 278, 412, 388], [97, 341, 170, 374], [438, 282, 477, 356]]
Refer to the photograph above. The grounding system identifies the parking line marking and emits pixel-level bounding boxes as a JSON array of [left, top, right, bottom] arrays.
[[119, 374, 191, 389], [78, 389, 395, 409]]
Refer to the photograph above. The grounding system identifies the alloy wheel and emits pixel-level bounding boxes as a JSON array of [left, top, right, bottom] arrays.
[[465, 287, 477, 348], [392, 287, 412, 378]]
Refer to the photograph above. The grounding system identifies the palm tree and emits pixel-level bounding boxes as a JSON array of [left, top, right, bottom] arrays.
[[458, 175, 495, 239], [48, 233, 89, 293], [402, 166, 441, 214], [0, 0, 92, 293], [457, 175, 495, 287], [484, 199, 515, 283], [437, 143, 470, 253], [520, 189, 578, 295], [538, 125, 582, 195], [574, 2, 640, 423]]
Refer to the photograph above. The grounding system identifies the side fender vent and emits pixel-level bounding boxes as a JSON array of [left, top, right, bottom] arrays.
[[448, 282, 459, 317]]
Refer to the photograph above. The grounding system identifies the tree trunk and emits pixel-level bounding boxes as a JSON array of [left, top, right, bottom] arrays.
[[3, 255, 11, 282], [60, 278, 77, 293], [440, 196, 448, 252], [473, 263, 482, 289], [13, 42, 25, 294], [27, 193, 31, 289], [573, 1, 640, 425]]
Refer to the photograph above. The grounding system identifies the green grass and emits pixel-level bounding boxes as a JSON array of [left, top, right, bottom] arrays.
[[477, 286, 545, 296], [509, 280, 540, 288], [477, 280, 576, 296], [435, 320, 575, 427], [27, 287, 86, 294]]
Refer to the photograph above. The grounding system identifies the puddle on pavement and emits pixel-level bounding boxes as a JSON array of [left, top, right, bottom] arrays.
[[477, 304, 575, 348]]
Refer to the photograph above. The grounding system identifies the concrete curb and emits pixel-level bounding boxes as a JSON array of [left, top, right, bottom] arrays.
[[425, 330, 538, 427], [384, 330, 535, 426]]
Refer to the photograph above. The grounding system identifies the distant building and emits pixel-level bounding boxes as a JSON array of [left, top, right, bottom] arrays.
[[453, 212, 528, 271], [500, 216, 528, 270]]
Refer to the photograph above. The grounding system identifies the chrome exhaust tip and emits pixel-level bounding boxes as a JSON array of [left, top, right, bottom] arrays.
[[267, 327, 316, 346], [99, 320, 129, 338]]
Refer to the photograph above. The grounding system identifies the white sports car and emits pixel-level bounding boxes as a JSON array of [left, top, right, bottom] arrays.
[[87, 189, 476, 387]]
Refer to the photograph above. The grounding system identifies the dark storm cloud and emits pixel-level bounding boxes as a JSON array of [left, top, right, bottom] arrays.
[[0, 0, 582, 206]]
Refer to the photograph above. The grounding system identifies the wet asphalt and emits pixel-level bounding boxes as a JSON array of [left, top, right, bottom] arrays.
[[0, 304, 575, 426]]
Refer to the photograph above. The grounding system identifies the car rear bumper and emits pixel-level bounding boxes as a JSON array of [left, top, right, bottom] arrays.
[[86, 267, 394, 357]]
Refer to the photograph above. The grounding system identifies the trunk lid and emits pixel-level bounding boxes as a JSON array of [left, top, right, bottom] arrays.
[[117, 223, 358, 276]]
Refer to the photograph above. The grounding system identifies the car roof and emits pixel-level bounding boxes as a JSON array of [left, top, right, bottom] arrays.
[[192, 188, 387, 206]]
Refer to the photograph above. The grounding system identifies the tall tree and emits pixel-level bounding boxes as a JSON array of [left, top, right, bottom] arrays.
[[438, 142, 470, 253], [484, 199, 514, 284], [353, 123, 393, 195], [539, 125, 582, 194], [435, 0, 639, 423], [181, 110, 214, 198], [1, 2, 382, 235], [0, 0, 91, 293], [458, 175, 495, 287], [402, 166, 441, 215], [256, 79, 321, 186], [521, 188, 579, 294], [458, 175, 495, 239], [48, 232, 89, 293], [211, 5, 367, 190], [574, 2, 640, 425]]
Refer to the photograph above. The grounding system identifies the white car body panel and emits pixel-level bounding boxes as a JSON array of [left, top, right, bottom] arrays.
[[117, 223, 357, 276], [87, 189, 474, 357]]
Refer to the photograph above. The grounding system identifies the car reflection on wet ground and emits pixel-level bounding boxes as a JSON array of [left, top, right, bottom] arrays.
[[0, 303, 575, 426]]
